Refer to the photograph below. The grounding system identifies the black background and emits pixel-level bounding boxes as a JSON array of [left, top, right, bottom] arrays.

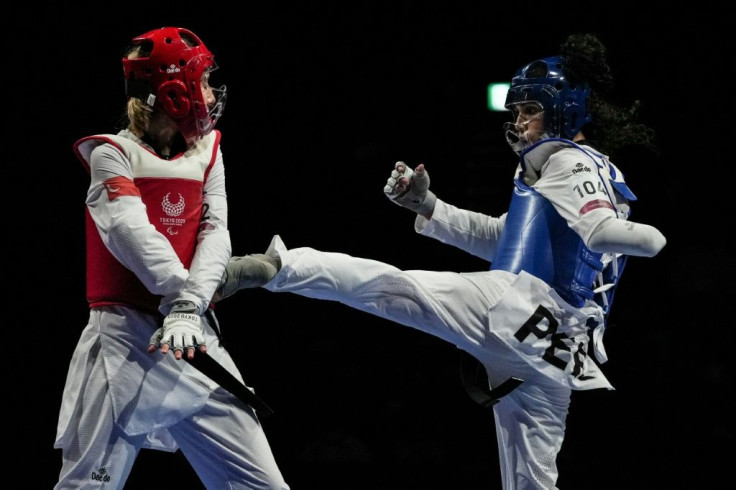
[[13, 3, 730, 489]]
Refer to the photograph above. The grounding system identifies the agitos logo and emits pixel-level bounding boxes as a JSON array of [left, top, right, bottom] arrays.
[[161, 192, 186, 236]]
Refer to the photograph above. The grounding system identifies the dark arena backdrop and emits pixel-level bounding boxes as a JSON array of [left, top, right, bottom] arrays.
[[12, 3, 729, 489]]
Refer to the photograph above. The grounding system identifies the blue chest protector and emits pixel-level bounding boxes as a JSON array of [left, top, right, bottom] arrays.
[[490, 183, 603, 308], [490, 140, 633, 315]]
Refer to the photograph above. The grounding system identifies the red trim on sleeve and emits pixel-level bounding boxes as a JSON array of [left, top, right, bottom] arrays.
[[103, 176, 140, 200], [579, 199, 614, 215]]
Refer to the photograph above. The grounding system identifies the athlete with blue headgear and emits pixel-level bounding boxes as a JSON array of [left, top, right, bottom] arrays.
[[215, 33, 665, 488]]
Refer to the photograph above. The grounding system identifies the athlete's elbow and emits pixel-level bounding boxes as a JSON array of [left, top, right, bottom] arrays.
[[644, 229, 667, 257]]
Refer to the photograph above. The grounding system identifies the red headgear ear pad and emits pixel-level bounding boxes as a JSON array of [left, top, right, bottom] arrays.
[[157, 79, 191, 119]]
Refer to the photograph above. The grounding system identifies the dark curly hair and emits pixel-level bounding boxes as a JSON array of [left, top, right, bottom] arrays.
[[561, 33, 658, 157]]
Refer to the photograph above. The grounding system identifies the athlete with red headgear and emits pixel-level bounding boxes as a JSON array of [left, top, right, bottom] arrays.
[[54, 27, 289, 489]]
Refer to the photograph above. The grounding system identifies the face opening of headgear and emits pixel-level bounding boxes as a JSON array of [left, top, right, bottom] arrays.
[[503, 56, 591, 155], [122, 27, 227, 147]]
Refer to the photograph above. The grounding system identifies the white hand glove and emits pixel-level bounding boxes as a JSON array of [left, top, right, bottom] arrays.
[[383, 161, 437, 217], [148, 300, 206, 360], [212, 253, 281, 302]]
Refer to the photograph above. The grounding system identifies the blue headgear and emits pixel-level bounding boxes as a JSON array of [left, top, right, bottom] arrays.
[[504, 56, 591, 140]]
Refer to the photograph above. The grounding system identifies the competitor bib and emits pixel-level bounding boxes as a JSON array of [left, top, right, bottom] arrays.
[[488, 271, 613, 391]]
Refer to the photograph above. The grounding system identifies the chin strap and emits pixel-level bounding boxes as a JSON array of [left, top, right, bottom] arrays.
[[124, 78, 157, 107]]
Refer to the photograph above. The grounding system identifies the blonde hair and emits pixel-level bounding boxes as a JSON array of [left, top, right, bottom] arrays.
[[124, 46, 153, 137], [126, 98, 152, 136]]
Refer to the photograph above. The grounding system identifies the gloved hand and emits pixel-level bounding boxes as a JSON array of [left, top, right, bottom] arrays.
[[383, 161, 437, 218], [212, 253, 281, 303], [148, 300, 206, 360]]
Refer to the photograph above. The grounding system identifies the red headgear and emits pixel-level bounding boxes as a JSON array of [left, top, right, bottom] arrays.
[[122, 27, 226, 146]]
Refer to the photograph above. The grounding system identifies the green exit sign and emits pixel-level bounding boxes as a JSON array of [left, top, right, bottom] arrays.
[[487, 83, 510, 111]]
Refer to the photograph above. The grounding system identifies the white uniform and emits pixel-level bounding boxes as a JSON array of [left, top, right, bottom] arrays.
[[259, 140, 639, 489], [55, 129, 288, 489]]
